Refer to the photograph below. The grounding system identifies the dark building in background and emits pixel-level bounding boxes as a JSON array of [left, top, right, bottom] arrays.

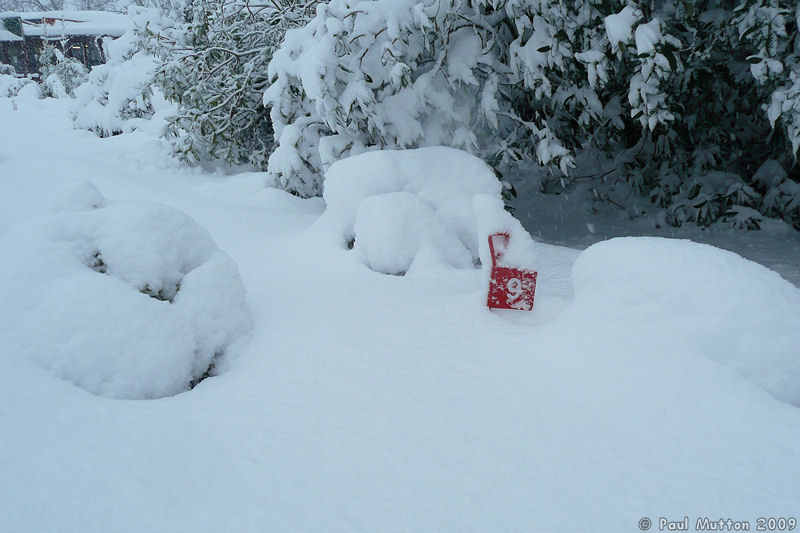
[[0, 11, 127, 77]]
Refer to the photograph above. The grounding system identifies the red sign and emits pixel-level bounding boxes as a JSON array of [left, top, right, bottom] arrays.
[[486, 233, 537, 311]]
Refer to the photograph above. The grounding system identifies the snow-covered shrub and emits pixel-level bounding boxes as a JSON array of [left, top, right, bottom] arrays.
[[265, 0, 800, 229], [0, 181, 252, 400], [606, 0, 800, 230], [14, 80, 42, 100], [263, 0, 677, 196], [73, 27, 162, 136], [73, 6, 173, 137], [320, 147, 536, 276], [0, 68, 36, 98], [39, 45, 88, 98], [157, 0, 318, 168], [570, 237, 800, 406]]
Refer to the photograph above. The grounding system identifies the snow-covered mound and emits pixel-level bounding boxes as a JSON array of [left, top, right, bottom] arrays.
[[0, 73, 36, 98], [321, 146, 537, 275], [14, 81, 42, 101], [352, 191, 475, 274], [0, 181, 252, 400], [570, 237, 800, 405]]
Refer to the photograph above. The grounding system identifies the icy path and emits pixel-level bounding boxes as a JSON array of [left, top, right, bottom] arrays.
[[1, 99, 799, 532]]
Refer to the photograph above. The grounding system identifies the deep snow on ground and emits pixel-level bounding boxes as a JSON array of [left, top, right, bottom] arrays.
[[1, 97, 800, 532]]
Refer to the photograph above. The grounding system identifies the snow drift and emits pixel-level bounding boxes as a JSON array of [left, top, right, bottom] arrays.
[[0, 181, 252, 399], [320, 146, 538, 276], [0, 72, 36, 98], [569, 237, 800, 405]]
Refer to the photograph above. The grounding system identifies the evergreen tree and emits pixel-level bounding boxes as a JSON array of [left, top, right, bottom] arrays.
[[264, 0, 800, 229]]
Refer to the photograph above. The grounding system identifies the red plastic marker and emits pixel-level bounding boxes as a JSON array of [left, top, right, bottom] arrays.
[[486, 232, 537, 311]]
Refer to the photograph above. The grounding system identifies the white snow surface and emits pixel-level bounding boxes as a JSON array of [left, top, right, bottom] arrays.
[[634, 17, 663, 56], [1, 97, 800, 531], [352, 191, 475, 274], [604, 5, 643, 49], [0, 28, 22, 41]]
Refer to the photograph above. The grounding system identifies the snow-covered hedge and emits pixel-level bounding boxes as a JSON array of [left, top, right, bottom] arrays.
[[320, 147, 536, 276], [264, 0, 800, 229], [569, 237, 800, 406], [0, 181, 252, 399]]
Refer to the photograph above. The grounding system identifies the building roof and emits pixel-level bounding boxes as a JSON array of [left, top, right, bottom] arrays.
[[0, 10, 129, 41], [0, 28, 22, 42]]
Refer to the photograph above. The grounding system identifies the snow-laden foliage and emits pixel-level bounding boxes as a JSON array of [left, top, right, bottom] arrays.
[[72, 7, 175, 136], [627, 0, 800, 231], [39, 45, 88, 98], [262, 0, 677, 196], [264, 0, 800, 229], [157, 0, 318, 169]]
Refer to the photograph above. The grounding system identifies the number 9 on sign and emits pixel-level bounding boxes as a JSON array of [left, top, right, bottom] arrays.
[[487, 267, 537, 311], [507, 277, 523, 301]]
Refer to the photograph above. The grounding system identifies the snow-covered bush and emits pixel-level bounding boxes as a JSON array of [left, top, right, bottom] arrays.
[[0, 181, 252, 400], [263, 0, 677, 196], [320, 147, 536, 276], [73, 31, 161, 135], [72, 7, 179, 136], [570, 237, 800, 405], [14, 80, 42, 100], [39, 45, 88, 98], [613, 0, 800, 230], [0, 68, 36, 98], [265, 0, 800, 229], [157, 0, 318, 169]]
